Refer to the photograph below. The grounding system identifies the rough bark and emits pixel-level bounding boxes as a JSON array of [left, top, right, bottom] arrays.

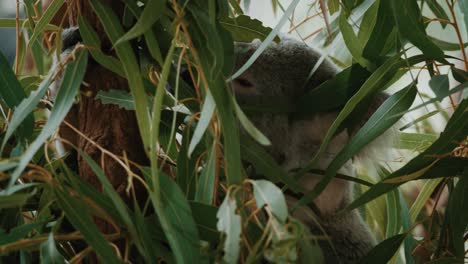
[[61, 0, 148, 234]]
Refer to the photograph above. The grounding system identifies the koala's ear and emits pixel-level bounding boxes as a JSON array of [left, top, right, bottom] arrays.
[[343, 93, 390, 135], [61, 27, 81, 52]]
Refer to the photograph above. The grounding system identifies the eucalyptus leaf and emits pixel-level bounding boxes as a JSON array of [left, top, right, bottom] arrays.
[[0, 51, 34, 142], [429, 74, 449, 100], [217, 194, 242, 264], [9, 50, 88, 187], [251, 180, 288, 223], [219, 15, 280, 43]]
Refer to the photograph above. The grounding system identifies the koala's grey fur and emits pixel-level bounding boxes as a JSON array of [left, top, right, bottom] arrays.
[[57, 27, 378, 262], [232, 37, 378, 263]]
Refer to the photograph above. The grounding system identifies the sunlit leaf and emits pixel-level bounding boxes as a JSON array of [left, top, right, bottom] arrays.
[[251, 180, 288, 223], [217, 194, 242, 264], [220, 15, 280, 43]]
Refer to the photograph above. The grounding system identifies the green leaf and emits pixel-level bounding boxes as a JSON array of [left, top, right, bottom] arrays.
[[385, 189, 401, 238], [177, 127, 197, 198], [240, 135, 304, 193], [0, 220, 48, 246], [348, 99, 468, 210], [0, 193, 31, 209], [219, 15, 280, 43], [395, 132, 438, 150], [409, 178, 443, 222], [359, 234, 407, 264], [1, 66, 53, 153], [251, 180, 288, 223], [217, 194, 242, 264], [40, 233, 66, 264], [426, 0, 450, 28], [233, 99, 271, 146], [361, 0, 395, 61], [458, 0, 468, 34], [89, 0, 151, 153], [157, 173, 203, 263], [190, 202, 220, 243], [0, 18, 59, 31], [188, 90, 216, 157], [429, 36, 468, 51], [429, 74, 449, 99], [9, 50, 88, 187], [28, 0, 64, 49], [399, 110, 440, 131], [0, 51, 34, 141], [447, 176, 468, 258], [116, 0, 166, 44], [450, 66, 468, 83], [339, 12, 373, 69], [195, 143, 217, 204], [298, 64, 370, 113], [55, 188, 121, 263], [78, 16, 125, 77], [95, 89, 135, 110], [328, 0, 340, 15], [228, 0, 301, 81], [78, 149, 145, 256], [297, 83, 417, 207], [389, 0, 445, 61], [295, 55, 426, 178]]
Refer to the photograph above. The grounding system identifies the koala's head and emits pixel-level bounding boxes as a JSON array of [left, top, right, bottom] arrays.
[[231, 37, 340, 167]]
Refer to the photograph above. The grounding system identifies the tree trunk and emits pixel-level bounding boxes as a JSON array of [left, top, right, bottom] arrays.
[[59, 0, 148, 257]]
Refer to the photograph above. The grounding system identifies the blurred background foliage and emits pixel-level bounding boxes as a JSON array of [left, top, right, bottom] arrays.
[[0, 0, 467, 263]]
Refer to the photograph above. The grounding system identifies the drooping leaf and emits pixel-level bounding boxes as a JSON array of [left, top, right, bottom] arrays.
[[54, 188, 121, 263], [90, 0, 151, 152], [395, 132, 438, 150], [39, 233, 66, 264], [0, 52, 34, 141], [116, 0, 167, 44], [28, 0, 64, 48], [426, 0, 450, 28], [251, 180, 288, 223], [228, 0, 301, 81], [359, 234, 407, 264], [1, 65, 54, 153], [429, 36, 468, 51], [458, 0, 468, 34], [429, 74, 449, 99], [295, 54, 426, 179], [195, 143, 217, 204], [233, 99, 271, 146], [95, 89, 135, 110], [9, 50, 88, 186], [328, 0, 340, 15], [339, 12, 373, 69], [447, 176, 468, 258], [389, 0, 445, 61], [217, 194, 242, 264], [188, 90, 216, 157], [78, 16, 125, 77], [348, 99, 468, 210], [297, 83, 417, 207], [219, 15, 280, 43]]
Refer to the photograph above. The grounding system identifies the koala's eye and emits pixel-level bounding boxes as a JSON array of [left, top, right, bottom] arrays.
[[233, 78, 254, 88]]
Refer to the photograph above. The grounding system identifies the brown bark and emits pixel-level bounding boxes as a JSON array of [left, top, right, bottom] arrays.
[[59, 0, 148, 253]]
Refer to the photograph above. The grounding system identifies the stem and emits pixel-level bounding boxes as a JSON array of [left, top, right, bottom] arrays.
[[447, 0, 468, 71], [15, 0, 20, 74]]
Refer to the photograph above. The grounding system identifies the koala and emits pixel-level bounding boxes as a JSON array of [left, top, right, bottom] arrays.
[[232, 37, 382, 263], [56, 26, 381, 262]]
